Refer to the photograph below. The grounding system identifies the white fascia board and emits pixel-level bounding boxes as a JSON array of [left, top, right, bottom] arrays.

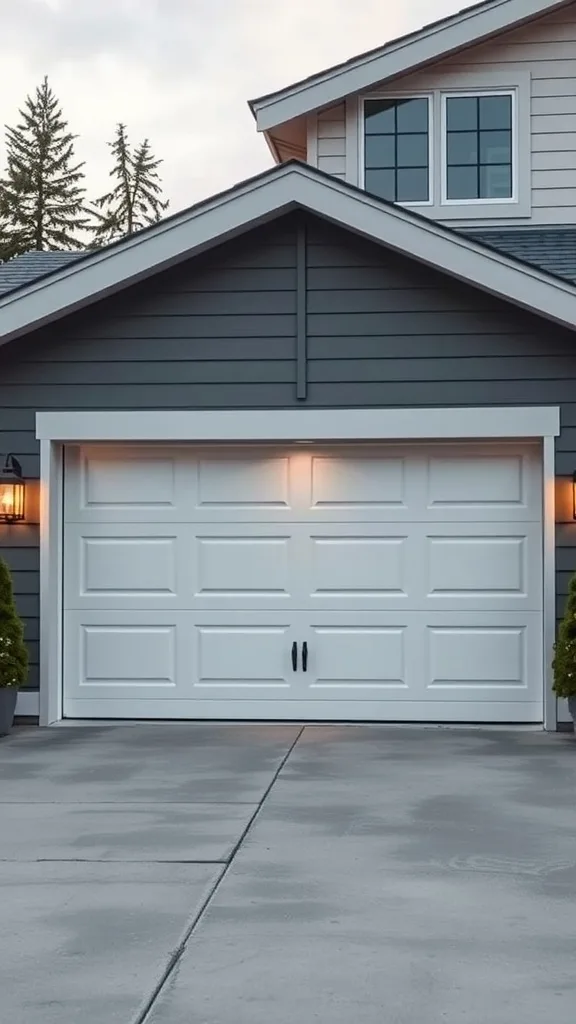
[[36, 407, 560, 442], [252, 0, 570, 131], [3, 165, 576, 345]]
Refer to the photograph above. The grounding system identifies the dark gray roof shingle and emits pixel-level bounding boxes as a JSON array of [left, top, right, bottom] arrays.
[[461, 228, 576, 284], [0, 250, 85, 296]]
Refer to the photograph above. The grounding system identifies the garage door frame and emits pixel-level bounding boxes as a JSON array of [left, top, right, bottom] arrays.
[[35, 407, 561, 729]]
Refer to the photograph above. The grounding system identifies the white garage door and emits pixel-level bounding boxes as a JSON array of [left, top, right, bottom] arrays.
[[63, 443, 543, 722]]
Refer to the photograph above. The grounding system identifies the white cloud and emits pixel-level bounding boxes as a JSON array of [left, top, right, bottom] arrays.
[[0, 0, 462, 213]]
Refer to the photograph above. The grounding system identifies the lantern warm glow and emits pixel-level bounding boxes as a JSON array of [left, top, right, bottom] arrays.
[[0, 455, 25, 523]]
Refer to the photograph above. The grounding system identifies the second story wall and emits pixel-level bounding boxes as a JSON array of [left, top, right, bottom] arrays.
[[306, 1, 576, 227]]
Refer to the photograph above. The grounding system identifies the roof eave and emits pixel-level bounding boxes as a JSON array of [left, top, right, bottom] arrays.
[[250, 0, 571, 132]]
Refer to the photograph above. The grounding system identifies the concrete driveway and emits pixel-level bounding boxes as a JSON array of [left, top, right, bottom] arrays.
[[1, 724, 575, 1024]]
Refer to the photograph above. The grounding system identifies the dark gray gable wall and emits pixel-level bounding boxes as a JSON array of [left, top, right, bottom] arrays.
[[0, 210, 575, 696]]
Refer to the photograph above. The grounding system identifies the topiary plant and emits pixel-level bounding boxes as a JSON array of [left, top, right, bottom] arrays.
[[0, 557, 28, 689], [553, 572, 576, 703]]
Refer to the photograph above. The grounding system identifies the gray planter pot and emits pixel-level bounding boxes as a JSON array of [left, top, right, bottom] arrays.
[[0, 688, 17, 736], [568, 696, 576, 726]]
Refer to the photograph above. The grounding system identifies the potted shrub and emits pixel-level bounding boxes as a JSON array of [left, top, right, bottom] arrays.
[[553, 572, 576, 726], [0, 557, 29, 735]]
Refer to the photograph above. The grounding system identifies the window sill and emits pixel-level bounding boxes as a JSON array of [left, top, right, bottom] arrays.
[[407, 199, 531, 220]]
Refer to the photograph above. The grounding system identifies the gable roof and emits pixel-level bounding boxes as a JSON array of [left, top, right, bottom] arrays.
[[2, 161, 576, 346], [0, 251, 87, 297], [250, 0, 571, 131]]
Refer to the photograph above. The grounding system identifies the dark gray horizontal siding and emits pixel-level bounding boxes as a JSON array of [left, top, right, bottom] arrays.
[[21, 338, 294, 362], [160, 267, 298, 291], [2, 211, 576, 696], [303, 381, 575, 404], [102, 291, 297, 316], [307, 289, 511, 314], [308, 357, 576, 383], [0, 383, 299, 408], [309, 335, 576, 358], [0, 360, 296, 385], [308, 310, 539, 335], [69, 314, 296, 339]]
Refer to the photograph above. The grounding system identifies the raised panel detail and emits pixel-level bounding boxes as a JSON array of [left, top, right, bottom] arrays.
[[309, 627, 406, 689], [82, 455, 177, 509], [428, 456, 525, 508], [196, 537, 291, 596], [196, 626, 291, 690], [428, 628, 525, 688], [81, 537, 177, 596], [428, 536, 526, 595], [310, 456, 405, 508], [310, 537, 407, 596], [81, 626, 176, 686], [198, 458, 290, 508]]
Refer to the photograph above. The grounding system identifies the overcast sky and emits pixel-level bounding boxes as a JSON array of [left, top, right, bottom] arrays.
[[0, 0, 465, 213]]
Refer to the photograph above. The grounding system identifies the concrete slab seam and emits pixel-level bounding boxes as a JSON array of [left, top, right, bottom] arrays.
[[130, 726, 306, 1024]]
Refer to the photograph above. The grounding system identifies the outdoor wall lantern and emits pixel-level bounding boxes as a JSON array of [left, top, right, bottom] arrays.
[[0, 455, 26, 523], [573, 471, 576, 521]]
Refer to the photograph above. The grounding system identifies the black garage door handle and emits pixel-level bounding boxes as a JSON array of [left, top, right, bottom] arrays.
[[291, 642, 298, 672], [302, 642, 308, 673]]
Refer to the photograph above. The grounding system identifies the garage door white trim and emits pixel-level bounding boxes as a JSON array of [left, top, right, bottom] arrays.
[[37, 407, 560, 443], [35, 407, 560, 729]]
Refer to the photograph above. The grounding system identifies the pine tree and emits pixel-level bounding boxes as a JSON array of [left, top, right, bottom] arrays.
[[553, 573, 576, 699], [0, 77, 88, 260], [0, 558, 28, 689], [92, 124, 168, 244]]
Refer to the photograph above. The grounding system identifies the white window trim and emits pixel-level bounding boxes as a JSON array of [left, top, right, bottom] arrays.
[[34, 406, 559, 731], [356, 70, 531, 220], [359, 93, 434, 208], [440, 89, 518, 207]]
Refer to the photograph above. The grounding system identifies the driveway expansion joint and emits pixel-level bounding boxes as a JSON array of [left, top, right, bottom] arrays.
[[131, 725, 305, 1024]]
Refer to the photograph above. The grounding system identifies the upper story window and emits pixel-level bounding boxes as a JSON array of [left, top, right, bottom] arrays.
[[444, 93, 514, 203], [361, 87, 519, 214], [364, 97, 431, 204]]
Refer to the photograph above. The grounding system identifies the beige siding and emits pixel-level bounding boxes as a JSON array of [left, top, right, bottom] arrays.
[[310, 2, 576, 224], [316, 104, 346, 178]]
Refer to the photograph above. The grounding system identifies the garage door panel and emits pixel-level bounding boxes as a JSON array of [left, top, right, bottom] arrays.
[[425, 522, 541, 609], [304, 526, 411, 608], [64, 524, 193, 610], [304, 623, 410, 699], [64, 611, 193, 702], [65, 447, 195, 523], [423, 445, 541, 521], [197, 454, 290, 508], [309, 453, 407, 509], [425, 614, 541, 702], [428, 536, 526, 597], [191, 449, 311, 522], [195, 623, 294, 697], [194, 528, 298, 606]]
